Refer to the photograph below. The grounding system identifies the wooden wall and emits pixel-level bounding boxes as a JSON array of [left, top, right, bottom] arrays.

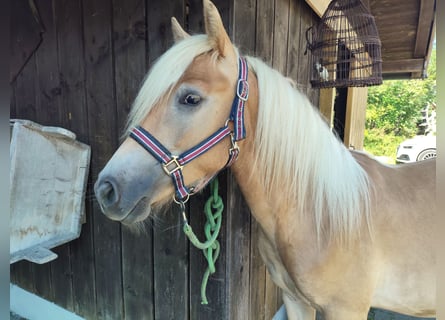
[[10, 0, 319, 319]]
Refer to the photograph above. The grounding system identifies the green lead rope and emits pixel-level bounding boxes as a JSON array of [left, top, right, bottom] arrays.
[[182, 178, 223, 305]]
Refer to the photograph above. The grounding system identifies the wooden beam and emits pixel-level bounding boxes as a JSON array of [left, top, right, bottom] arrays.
[[305, 0, 330, 17], [319, 88, 335, 128], [414, 0, 435, 58], [382, 58, 424, 73]]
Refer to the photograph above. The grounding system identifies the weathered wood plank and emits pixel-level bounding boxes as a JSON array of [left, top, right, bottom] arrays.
[[112, 0, 155, 319], [255, 0, 274, 63], [146, 1, 189, 319], [227, 1, 257, 318], [225, 172, 251, 319], [187, 0, 204, 34], [9, 0, 44, 83], [32, 0, 76, 310], [146, 0, 184, 66], [153, 206, 189, 320], [54, 0, 89, 142], [10, 0, 38, 291], [24, 1, 60, 301], [286, 0, 303, 80], [382, 58, 425, 73], [232, 0, 255, 55], [249, 221, 267, 320], [296, 0, 313, 90], [83, 0, 123, 318], [52, 0, 96, 317], [272, 0, 289, 74], [251, 1, 279, 319]]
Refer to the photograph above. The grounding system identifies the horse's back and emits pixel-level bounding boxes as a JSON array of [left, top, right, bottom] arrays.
[[364, 157, 436, 316]]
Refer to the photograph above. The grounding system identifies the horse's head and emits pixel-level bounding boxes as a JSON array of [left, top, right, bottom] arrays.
[[95, 0, 245, 224]]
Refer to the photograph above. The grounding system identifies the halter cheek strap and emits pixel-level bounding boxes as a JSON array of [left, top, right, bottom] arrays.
[[130, 57, 249, 202]]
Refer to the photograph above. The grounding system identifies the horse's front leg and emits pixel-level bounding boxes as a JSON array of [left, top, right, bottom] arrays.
[[272, 292, 316, 320]]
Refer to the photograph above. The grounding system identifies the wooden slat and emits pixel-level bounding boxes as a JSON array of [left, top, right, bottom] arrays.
[[146, 1, 190, 319], [238, 2, 268, 315], [111, 0, 155, 319], [286, 0, 303, 80], [232, 0, 256, 55], [34, 0, 82, 311], [82, 0, 124, 318], [272, 0, 289, 74], [255, 0, 274, 64], [414, 0, 435, 58], [249, 221, 267, 320], [10, 0, 39, 293], [382, 58, 425, 73], [153, 206, 189, 320], [9, 0, 44, 83], [146, 0, 183, 66], [187, 0, 204, 34], [296, 0, 313, 90], [55, 3, 96, 314], [225, 172, 251, 319], [248, 0, 274, 298], [26, 0, 62, 305], [308, 10, 321, 106], [229, 1, 257, 318]]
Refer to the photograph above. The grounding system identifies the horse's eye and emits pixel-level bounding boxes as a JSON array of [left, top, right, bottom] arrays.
[[182, 93, 201, 106]]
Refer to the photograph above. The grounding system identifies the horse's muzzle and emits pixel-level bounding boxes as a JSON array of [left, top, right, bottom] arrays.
[[95, 177, 120, 215]]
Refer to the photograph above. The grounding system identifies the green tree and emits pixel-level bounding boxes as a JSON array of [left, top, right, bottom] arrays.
[[364, 49, 436, 160]]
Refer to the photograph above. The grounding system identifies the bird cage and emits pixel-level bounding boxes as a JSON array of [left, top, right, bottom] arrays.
[[306, 0, 382, 88]]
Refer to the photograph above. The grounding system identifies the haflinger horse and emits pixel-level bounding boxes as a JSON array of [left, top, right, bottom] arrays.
[[94, 0, 436, 319]]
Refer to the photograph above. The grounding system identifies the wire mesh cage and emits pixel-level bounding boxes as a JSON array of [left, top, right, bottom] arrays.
[[306, 0, 382, 88]]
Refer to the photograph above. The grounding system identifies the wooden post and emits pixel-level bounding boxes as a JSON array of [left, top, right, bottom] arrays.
[[319, 88, 335, 128], [344, 87, 368, 150]]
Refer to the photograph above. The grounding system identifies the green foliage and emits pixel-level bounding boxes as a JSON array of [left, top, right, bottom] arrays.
[[364, 49, 436, 160], [364, 129, 405, 163]]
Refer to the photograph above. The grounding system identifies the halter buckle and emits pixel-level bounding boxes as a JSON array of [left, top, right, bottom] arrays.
[[229, 134, 239, 155], [237, 79, 249, 102], [163, 156, 183, 175]]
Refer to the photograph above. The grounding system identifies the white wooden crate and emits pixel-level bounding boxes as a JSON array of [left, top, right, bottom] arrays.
[[10, 119, 91, 264]]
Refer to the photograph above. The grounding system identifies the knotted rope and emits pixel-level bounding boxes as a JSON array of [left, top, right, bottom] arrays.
[[182, 178, 223, 305]]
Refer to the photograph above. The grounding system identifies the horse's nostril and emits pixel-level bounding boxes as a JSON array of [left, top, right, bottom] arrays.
[[96, 180, 119, 209]]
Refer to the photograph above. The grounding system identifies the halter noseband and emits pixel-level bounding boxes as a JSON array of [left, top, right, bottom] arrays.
[[130, 57, 249, 203]]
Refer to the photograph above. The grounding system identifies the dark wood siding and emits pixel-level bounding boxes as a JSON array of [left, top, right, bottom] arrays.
[[10, 0, 319, 319]]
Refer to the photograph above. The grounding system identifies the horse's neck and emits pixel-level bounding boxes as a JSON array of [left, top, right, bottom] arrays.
[[230, 72, 314, 243]]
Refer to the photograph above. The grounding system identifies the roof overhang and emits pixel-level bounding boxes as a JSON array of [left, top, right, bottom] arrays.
[[306, 0, 436, 80]]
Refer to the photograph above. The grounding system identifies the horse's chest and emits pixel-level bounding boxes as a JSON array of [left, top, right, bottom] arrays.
[[257, 228, 313, 306]]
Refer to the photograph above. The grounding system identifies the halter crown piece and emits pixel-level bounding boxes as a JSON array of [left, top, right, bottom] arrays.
[[130, 57, 249, 203]]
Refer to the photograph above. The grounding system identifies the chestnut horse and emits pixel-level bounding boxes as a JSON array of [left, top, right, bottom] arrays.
[[95, 1, 436, 319]]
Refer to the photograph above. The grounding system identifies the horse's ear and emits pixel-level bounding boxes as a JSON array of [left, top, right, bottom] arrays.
[[171, 17, 190, 43], [203, 0, 234, 57]]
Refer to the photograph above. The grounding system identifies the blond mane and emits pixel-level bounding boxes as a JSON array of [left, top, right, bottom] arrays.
[[246, 56, 372, 242]]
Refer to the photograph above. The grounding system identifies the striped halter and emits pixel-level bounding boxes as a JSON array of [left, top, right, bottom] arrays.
[[130, 57, 249, 203]]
